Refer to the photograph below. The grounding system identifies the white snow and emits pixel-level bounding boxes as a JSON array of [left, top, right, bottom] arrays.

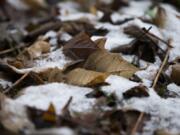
[[135, 65, 159, 87], [101, 75, 139, 100], [12, 48, 71, 73], [2, 0, 180, 135], [167, 83, 180, 97], [7, 0, 29, 10], [0, 79, 12, 89], [102, 75, 180, 134], [120, 1, 151, 17], [160, 4, 180, 61], [14, 83, 96, 115], [0, 98, 34, 132]]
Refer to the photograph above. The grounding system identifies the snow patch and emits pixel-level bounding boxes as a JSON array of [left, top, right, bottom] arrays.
[[14, 83, 96, 114]]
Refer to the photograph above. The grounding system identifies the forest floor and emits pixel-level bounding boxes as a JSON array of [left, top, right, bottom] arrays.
[[0, 0, 180, 135]]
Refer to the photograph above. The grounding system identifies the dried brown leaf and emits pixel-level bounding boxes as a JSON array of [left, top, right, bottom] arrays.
[[65, 68, 108, 86], [171, 64, 180, 85], [26, 40, 50, 59], [84, 50, 138, 78], [123, 85, 149, 99], [63, 32, 99, 60]]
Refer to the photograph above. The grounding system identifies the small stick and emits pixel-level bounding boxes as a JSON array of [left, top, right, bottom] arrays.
[[0, 44, 26, 56], [130, 112, 144, 135], [152, 41, 171, 89], [131, 39, 171, 135], [142, 28, 173, 48], [4, 72, 30, 94]]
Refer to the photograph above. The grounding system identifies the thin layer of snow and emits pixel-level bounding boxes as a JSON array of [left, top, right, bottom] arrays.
[[135, 65, 159, 87], [59, 31, 72, 41], [58, 12, 103, 22], [167, 83, 180, 97], [14, 83, 96, 115], [0, 79, 12, 89], [44, 31, 57, 39], [101, 75, 139, 100], [120, 1, 151, 17], [58, 1, 80, 16], [123, 89, 180, 134], [13, 48, 71, 73], [95, 18, 162, 51], [102, 75, 180, 134], [160, 4, 180, 61], [0, 98, 34, 132], [7, 0, 29, 10]]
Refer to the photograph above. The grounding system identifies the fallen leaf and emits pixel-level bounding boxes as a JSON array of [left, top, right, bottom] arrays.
[[42, 103, 57, 123], [25, 40, 50, 59], [171, 64, 180, 85], [154, 129, 174, 135], [111, 25, 161, 63], [65, 68, 108, 86], [63, 32, 99, 60], [123, 85, 149, 99], [47, 68, 65, 83], [94, 38, 106, 50], [153, 6, 167, 28], [21, 0, 47, 9], [84, 50, 138, 78]]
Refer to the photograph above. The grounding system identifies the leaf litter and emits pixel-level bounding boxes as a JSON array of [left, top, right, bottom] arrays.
[[0, 0, 180, 135]]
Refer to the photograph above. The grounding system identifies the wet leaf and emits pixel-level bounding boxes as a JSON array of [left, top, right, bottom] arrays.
[[84, 50, 138, 78], [123, 85, 149, 99], [63, 32, 99, 60]]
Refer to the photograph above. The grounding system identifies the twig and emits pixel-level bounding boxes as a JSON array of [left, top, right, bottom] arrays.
[[4, 72, 30, 94], [130, 112, 144, 135], [130, 40, 171, 135], [142, 28, 173, 48], [0, 44, 25, 56], [152, 41, 171, 89]]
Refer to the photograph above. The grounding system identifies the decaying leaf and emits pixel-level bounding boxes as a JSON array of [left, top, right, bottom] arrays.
[[154, 129, 174, 135], [21, 0, 47, 9], [63, 32, 99, 60], [171, 64, 180, 85], [84, 50, 139, 78], [123, 85, 149, 99], [94, 38, 106, 50], [42, 103, 56, 123], [153, 6, 167, 28], [25, 40, 50, 59], [111, 25, 162, 63], [65, 68, 108, 86], [47, 68, 65, 83]]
